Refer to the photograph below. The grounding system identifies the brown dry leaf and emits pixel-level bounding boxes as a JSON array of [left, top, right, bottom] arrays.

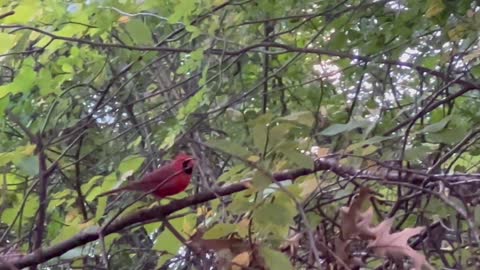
[[118, 16, 130, 23], [339, 187, 372, 239], [315, 147, 330, 157], [355, 207, 376, 239], [333, 237, 362, 269], [334, 237, 349, 265], [368, 218, 433, 270], [231, 251, 251, 270]]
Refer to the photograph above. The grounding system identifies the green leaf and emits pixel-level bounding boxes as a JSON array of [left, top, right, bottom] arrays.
[[118, 155, 145, 174], [52, 224, 81, 244], [252, 113, 273, 152], [86, 186, 102, 202], [100, 173, 118, 192], [5, 173, 23, 186], [15, 156, 39, 176], [177, 87, 206, 119], [125, 19, 154, 45], [2, 61, 38, 97], [95, 196, 107, 221], [207, 139, 251, 158], [168, 0, 197, 24], [404, 145, 432, 161], [320, 119, 369, 136], [427, 127, 467, 144], [81, 175, 104, 194], [16, 61, 36, 90], [253, 201, 295, 234], [252, 170, 272, 190], [144, 221, 162, 234], [37, 69, 54, 96], [154, 228, 182, 254], [185, 24, 202, 39], [160, 125, 183, 150], [153, 216, 187, 253], [217, 164, 247, 183], [417, 116, 451, 133], [23, 195, 39, 218], [103, 233, 121, 250], [253, 122, 268, 153], [361, 145, 378, 156], [203, 223, 237, 239], [268, 123, 292, 147], [2, 208, 18, 225], [278, 111, 314, 127], [0, 33, 16, 54], [61, 63, 74, 73], [260, 246, 293, 270], [227, 193, 254, 214], [279, 147, 314, 170], [4, 2, 41, 24]]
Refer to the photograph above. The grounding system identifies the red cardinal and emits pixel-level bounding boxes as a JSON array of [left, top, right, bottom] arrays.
[[98, 153, 196, 198]]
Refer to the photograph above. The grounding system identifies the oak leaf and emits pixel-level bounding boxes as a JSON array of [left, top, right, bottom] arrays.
[[339, 187, 373, 239], [368, 218, 433, 270], [231, 251, 251, 270]]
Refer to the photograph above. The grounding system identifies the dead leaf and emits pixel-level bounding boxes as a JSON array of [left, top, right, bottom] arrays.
[[355, 207, 376, 239], [118, 16, 130, 23], [368, 218, 433, 270], [197, 206, 209, 216], [333, 237, 362, 268], [339, 187, 372, 239], [231, 251, 251, 270]]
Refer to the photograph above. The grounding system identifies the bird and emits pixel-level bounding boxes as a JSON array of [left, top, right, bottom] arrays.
[[97, 153, 196, 198]]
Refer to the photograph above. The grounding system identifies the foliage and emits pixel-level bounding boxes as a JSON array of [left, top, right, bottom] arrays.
[[0, 0, 479, 269]]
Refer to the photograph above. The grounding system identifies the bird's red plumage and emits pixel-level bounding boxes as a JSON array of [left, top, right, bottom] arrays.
[[98, 153, 195, 198]]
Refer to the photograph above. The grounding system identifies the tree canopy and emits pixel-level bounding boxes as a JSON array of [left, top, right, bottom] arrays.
[[0, 0, 479, 269]]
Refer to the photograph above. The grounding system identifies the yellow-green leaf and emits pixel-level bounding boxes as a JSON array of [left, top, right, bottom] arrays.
[[426, 0, 446, 18], [252, 170, 272, 190], [118, 155, 145, 174], [260, 246, 293, 270], [204, 223, 237, 239], [0, 33, 16, 54]]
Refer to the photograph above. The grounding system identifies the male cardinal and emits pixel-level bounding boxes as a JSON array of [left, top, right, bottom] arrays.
[[98, 153, 196, 198]]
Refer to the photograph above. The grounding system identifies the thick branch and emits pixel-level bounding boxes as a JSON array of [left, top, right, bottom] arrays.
[[31, 142, 48, 256]]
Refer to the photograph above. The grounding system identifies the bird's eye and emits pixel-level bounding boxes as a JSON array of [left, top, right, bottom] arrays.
[[182, 160, 193, 175]]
